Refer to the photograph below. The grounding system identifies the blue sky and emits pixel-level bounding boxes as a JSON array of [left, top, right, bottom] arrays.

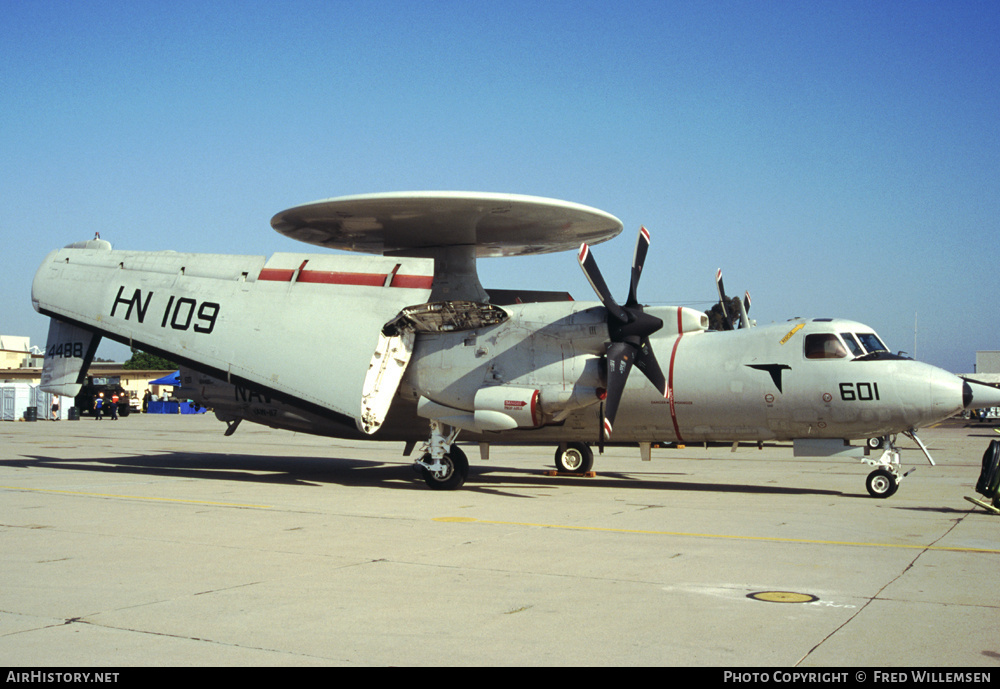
[[3, 0, 998, 373]]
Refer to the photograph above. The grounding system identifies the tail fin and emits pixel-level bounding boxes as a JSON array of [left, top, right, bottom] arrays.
[[40, 319, 101, 397]]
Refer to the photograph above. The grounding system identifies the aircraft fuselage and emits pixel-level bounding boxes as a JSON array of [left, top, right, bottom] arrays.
[[401, 304, 968, 445]]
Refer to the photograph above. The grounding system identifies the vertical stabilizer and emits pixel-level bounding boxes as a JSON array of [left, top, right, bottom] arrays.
[[40, 319, 101, 397]]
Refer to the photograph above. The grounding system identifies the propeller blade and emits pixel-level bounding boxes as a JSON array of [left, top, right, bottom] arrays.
[[598, 400, 605, 454], [737, 290, 751, 329], [626, 226, 650, 308], [578, 230, 669, 439], [578, 243, 629, 322], [715, 268, 733, 330], [634, 336, 667, 397], [602, 341, 635, 437]]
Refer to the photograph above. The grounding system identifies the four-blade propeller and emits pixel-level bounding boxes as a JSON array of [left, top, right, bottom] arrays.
[[578, 227, 668, 437]]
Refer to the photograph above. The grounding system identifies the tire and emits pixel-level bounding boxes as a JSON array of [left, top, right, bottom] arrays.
[[421, 446, 469, 491], [554, 443, 594, 473], [866, 469, 898, 498], [975, 440, 1000, 498]]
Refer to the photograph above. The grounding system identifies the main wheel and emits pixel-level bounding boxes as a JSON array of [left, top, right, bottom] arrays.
[[866, 469, 898, 498], [421, 446, 469, 491], [554, 443, 594, 473]]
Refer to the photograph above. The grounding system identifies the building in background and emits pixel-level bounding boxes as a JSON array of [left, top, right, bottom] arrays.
[[1, 334, 173, 419]]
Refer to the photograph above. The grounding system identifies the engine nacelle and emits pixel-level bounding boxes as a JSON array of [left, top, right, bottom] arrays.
[[646, 306, 709, 335], [417, 385, 542, 433], [475, 386, 541, 429]]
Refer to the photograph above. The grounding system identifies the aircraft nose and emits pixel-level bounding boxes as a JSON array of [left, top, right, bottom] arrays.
[[892, 363, 968, 429], [963, 379, 1000, 409], [924, 366, 967, 421]]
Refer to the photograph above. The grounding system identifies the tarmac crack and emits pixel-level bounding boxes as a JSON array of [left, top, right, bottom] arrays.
[[57, 616, 347, 663], [794, 513, 977, 666]]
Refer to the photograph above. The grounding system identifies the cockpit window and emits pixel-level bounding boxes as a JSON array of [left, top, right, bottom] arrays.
[[804, 333, 849, 359], [855, 332, 888, 354], [840, 333, 864, 357]]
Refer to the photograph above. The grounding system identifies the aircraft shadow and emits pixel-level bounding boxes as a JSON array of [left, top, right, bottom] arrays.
[[6, 451, 846, 498], [471, 466, 846, 498], [7, 452, 425, 490], [893, 505, 979, 515]]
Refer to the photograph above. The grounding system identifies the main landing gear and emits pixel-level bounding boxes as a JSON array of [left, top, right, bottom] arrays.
[[554, 442, 594, 474], [414, 420, 468, 490], [417, 446, 469, 490], [412, 428, 597, 489]]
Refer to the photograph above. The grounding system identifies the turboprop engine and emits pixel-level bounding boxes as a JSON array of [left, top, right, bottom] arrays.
[[401, 301, 610, 433]]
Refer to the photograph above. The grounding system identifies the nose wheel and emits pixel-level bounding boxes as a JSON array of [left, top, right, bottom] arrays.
[[865, 468, 899, 498]]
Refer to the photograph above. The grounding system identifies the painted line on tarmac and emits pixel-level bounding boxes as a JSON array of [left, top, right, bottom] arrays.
[[433, 517, 1000, 554], [1, 485, 271, 509]]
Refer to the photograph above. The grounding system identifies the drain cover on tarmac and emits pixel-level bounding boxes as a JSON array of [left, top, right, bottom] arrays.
[[747, 591, 818, 603]]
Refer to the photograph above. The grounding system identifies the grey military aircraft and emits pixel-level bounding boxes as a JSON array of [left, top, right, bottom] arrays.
[[32, 192, 1000, 494]]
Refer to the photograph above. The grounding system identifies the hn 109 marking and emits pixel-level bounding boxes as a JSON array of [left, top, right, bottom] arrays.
[[110, 286, 220, 334]]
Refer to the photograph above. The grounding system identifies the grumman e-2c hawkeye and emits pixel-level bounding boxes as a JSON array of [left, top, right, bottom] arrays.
[[31, 192, 1000, 493]]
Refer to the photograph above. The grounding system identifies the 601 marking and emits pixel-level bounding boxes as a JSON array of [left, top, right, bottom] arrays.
[[839, 382, 881, 401]]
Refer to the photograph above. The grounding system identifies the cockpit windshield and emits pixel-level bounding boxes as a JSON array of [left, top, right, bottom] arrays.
[[855, 332, 888, 354], [805, 331, 890, 360], [840, 333, 864, 357]]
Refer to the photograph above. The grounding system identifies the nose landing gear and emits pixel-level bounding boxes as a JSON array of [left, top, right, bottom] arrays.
[[861, 430, 934, 498]]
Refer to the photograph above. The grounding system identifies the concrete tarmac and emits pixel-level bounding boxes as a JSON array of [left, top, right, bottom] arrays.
[[1, 413, 998, 667]]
